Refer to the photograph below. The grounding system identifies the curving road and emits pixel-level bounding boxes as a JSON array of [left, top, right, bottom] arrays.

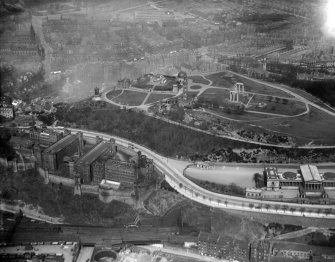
[[227, 70, 335, 118], [57, 127, 335, 220]]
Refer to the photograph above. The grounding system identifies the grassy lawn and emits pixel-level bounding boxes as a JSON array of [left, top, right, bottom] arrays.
[[189, 75, 210, 85], [199, 88, 230, 102], [246, 106, 335, 145], [145, 93, 174, 104], [189, 85, 202, 90], [106, 90, 123, 100], [205, 72, 235, 88], [113, 90, 148, 106], [233, 75, 294, 98], [184, 91, 199, 98], [248, 95, 306, 116]]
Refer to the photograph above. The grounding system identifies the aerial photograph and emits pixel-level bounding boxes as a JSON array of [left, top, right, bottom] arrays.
[[1, 0, 335, 261]]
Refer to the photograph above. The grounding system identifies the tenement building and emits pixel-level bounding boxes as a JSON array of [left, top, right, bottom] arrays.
[[246, 164, 335, 204], [0, 96, 14, 120], [42, 132, 83, 174]]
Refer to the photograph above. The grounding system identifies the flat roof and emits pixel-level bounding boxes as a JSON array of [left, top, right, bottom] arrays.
[[76, 141, 110, 165], [43, 134, 78, 154], [300, 164, 322, 182]]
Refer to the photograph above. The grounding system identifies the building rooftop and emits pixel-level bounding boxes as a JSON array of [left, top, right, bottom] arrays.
[[76, 141, 111, 165], [266, 167, 279, 179], [1, 243, 79, 262], [300, 164, 322, 182], [43, 134, 78, 154]]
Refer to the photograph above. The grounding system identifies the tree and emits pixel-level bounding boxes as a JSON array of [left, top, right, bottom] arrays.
[[224, 200, 228, 207], [289, 207, 296, 214], [249, 203, 254, 209], [265, 204, 270, 211], [300, 207, 306, 214], [282, 205, 288, 213], [325, 208, 332, 216], [179, 183, 183, 189], [274, 205, 279, 212]]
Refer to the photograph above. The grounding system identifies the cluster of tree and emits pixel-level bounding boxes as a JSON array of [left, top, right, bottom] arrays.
[[0, 127, 16, 160], [0, 66, 64, 103], [37, 113, 55, 126], [192, 179, 245, 197], [291, 80, 335, 107], [0, 167, 135, 226], [55, 100, 335, 161]]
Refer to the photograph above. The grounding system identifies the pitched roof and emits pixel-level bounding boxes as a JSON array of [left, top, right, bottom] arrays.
[[300, 164, 321, 182], [43, 134, 78, 154]]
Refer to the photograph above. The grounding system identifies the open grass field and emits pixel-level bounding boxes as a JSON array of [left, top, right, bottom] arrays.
[[205, 72, 234, 88], [189, 85, 202, 90], [207, 72, 292, 98], [233, 75, 294, 98], [243, 106, 335, 145], [189, 75, 210, 85], [198, 88, 230, 101], [112, 90, 148, 106], [145, 93, 174, 104], [105, 89, 123, 100], [185, 91, 199, 98], [248, 95, 307, 116]]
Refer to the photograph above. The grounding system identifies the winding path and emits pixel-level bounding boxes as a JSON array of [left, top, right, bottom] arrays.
[[99, 73, 335, 148]]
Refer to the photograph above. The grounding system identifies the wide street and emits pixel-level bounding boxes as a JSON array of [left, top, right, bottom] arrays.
[[59, 127, 335, 220]]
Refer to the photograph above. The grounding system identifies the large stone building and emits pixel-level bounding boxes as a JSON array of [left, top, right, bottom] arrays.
[[246, 165, 335, 204], [74, 140, 114, 183], [104, 159, 137, 186], [29, 128, 65, 146], [42, 132, 83, 174]]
